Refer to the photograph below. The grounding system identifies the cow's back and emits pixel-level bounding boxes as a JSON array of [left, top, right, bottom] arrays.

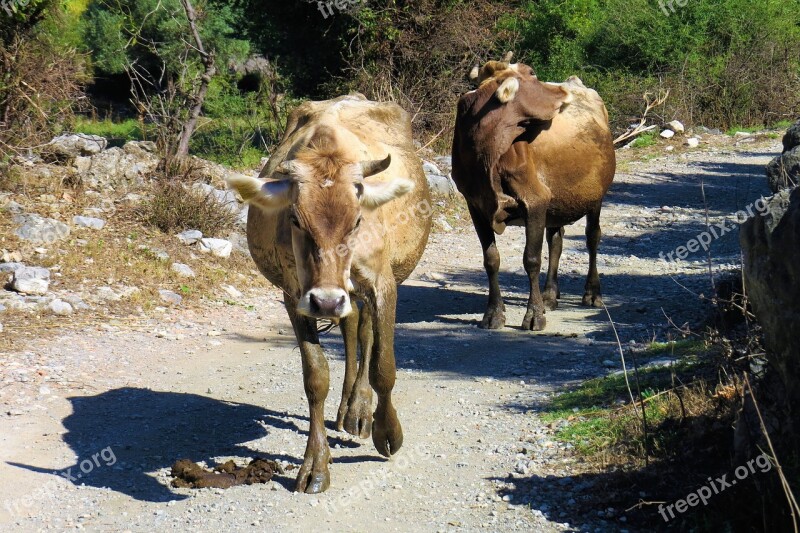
[[247, 94, 431, 290], [530, 78, 616, 224]]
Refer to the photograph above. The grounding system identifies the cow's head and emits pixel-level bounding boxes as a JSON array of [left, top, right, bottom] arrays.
[[227, 129, 413, 320], [465, 53, 573, 129]]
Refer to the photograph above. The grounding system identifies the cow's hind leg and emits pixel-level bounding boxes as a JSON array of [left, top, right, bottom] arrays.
[[367, 274, 403, 457], [522, 201, 548, 331], [285, 294, 332, 494], [467, 204, 505, 329], [340, 304, 374, 439], [542, 226, 564, 311], [582, 207, 604, 308]]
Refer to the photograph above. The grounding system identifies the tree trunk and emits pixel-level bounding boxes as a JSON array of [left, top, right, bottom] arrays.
[[175, 0, 215, 159]]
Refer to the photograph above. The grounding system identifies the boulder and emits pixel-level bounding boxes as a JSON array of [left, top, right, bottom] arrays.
[[685, 137, 700, 148], [0, 262, 25, 274], [192, 182, 240, 213], [42, 134, 107, 161], [14, 214, 70, 244], [660, 129, 675, 139], [171, 263, 196, 278], [426, 173, 457, 195], [765, 146, 800, 193], [10, 266, 50, 295], [665, 120, 685, 134], [48, 299, 74, 316], [198, 238, 233, 258], [81, 143, 159, 189], [159, 289, 183, 306], [176, 229, 203, 245], [740, 187, 800, 433]]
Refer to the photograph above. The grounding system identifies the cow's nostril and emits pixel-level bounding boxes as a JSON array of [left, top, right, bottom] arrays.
[[310, 293, 323, 313]]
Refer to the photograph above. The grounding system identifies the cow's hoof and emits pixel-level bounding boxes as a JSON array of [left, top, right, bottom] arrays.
[[542, 293, 558, 311], [479, 308, 505, 329], [295, 450, 331, 494], [582, 293, 604, 308], [343, 388, 373, 439], [522, 311, 546, 331], [372, 405, 403, 457]]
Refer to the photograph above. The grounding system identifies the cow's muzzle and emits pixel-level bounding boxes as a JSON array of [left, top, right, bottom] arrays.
[[298, 287, 353, 319]]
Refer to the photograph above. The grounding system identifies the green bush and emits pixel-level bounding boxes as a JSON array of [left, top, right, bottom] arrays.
[[506, 0, 800, 131]]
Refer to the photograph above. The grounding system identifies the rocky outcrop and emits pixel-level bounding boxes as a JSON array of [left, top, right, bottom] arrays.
[[739, 187, 800, 442], [41, 134, 107, 161], [766, 119, 800, 192]]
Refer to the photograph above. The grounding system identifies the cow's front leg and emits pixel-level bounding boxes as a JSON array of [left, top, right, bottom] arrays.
[[467, 204, 505, 329], [339, 304, 374, 439], [367, 277, 403, 457], [285, 295, 331, 494], [522, 201, 548, 331], [336, 305, 359, 431]]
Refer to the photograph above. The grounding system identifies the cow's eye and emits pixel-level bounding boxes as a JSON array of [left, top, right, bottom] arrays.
[[354, 216, 362, 229], [289, 212, 301, 228]]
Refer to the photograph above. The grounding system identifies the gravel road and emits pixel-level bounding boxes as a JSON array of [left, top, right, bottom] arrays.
[[0, 136, 778, 532]]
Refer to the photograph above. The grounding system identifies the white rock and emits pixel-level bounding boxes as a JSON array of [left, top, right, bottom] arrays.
[[734, 131, 752, 138], [48, 299, 73, 316], [660, 129, 675, 139], [171, 263, 196, 278], [666, 120, 685, 133], [685, 137, 700, 148], [222, 285, 243, 299], [665, 146, 675, 151], [422, 161, 442, 176], [10, 266, 50, 295], [0, 323, 3, 333], [198, 238, 232, 258], [158, 289, 183, 306], [73, 216, 106, 230], [44, 134, 107, 158], [176, 230, 203, 245]]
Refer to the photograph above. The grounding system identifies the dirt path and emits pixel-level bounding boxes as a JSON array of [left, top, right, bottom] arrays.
[[0, 137, 778, 532]]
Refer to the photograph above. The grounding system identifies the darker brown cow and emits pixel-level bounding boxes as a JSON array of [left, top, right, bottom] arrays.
[[452, 59, 615, 331], [227, 94, 431, 493]]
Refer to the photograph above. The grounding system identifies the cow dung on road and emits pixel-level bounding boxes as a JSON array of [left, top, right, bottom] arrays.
[[170, 458, 284, 489]]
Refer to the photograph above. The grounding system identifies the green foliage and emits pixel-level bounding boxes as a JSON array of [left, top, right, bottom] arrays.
[[509, 0, 800, 129], [72, 117, 144, 143], [82, 0, 248, 77], [631, 132, 657, 148]]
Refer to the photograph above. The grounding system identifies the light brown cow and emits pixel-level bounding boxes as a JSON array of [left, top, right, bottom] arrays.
[[227, 94, 431, 493], [452, 59, 615, 331]]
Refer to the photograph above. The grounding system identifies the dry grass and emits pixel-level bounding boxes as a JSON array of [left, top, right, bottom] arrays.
[[138, 179, 237, 236]]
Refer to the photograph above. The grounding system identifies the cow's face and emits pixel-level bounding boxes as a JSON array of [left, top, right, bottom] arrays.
[[228, 148, 413, 320], [472, 61, 572, 126], [493, 65, 572, 124]]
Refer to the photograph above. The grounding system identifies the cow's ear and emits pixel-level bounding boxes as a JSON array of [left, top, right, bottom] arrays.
[[496, 77, 520, 104], [226, 175, 293, 211], [356, 178, 414, 210]]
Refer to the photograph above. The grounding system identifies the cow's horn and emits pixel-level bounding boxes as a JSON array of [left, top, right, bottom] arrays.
[[360, 154, 392, 178], [469, 65, 480, 81], [503, 51, 514, 62]]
